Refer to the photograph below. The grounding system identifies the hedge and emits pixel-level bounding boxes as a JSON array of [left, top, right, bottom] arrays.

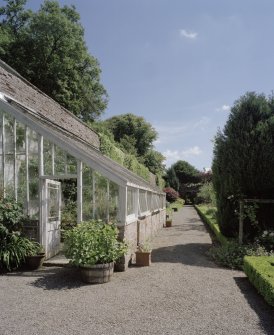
[[195, 205, 228, 245], [244, 256, 274, 307]]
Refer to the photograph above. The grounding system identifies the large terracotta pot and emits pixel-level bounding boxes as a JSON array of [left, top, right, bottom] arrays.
[[80, 262, 114, 284], [166, 220, 172, 228], [135, 251, 151, 266]]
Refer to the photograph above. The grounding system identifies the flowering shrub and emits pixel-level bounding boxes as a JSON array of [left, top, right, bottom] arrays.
[[163, 187, 179, 203]]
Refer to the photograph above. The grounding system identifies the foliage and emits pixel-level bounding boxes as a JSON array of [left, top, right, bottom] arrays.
[[104, 114, 158, 157], [0, 193, 42, 271], [0, 225, 41, 271], [0, 0, 107, 121], [255, 230, 274, 252], [97, 131, 155, 182], [64, 220, 128, 266], [172, 160, 201, 184], [137, 239, 152, 252], [163, 187, 179, 203], [212, 92, 274, 238], [209, 240, 271, 270], [141, 150, 165, 175], [165, 166, 180, 191], [0, 194, 24, 231], [244, 256, 274, 307], [195, 205, 228, 245], [196, 182, 216, 206]]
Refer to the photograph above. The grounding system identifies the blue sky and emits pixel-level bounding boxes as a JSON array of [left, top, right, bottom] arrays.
[[8, 0, 274, 169]]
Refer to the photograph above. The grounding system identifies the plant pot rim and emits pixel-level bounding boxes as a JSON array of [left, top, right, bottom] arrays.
[[135, 250, 152, 254], [79, 262, 114, 269]]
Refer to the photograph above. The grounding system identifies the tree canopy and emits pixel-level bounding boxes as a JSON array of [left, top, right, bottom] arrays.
[[172, 160, 200, 184], [212, 92, 274, 237], [0, 0, 108, 121], [104, 114, 158, 157]]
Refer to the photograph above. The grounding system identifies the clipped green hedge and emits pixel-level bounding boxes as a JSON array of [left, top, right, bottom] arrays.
[[244, 256, 274, 307], [195, 205, 228, 245]]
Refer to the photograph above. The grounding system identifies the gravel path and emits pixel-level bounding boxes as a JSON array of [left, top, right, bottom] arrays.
[[1, 205, 273, 335]]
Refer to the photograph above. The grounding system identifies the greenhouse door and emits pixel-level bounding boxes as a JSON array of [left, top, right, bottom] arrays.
[[41, 179, 62, 259]]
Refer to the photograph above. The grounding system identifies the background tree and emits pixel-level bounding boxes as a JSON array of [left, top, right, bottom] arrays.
[[104, 114, 157, 157], [0, 0, 108, 121], [172, 160, 200, 184], [212, 92, 274, 238], [165, 166, 179, 191]]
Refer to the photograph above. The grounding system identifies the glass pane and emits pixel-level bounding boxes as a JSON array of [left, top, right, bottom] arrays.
[[109, 181, 118, 222], [28, 129, 39, 218], [0, 109, 3, 156], [82, 164, 93, 221], [48, 184, 59, 220], [95, 173, 108, 221], [127, 187, 135, 216], [4, 154, 14, 196], [28, 129, 38, 154], [4, 113, 14, 154], [66, 154, 77, 174], [43, 139, 52, 175], [17, 154, 26, 207], [16, 122, 26, 154], [139, 190, 147, 213], [55, 145, 66, 175], [147, 192, 152, 211], [0, 155, 3, 194]]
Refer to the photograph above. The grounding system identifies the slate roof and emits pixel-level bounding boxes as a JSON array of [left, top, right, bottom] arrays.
[[0, 60, 163, 193], [0, 60, 100, 149]]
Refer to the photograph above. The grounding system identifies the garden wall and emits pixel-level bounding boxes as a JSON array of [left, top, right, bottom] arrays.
[[116, 209, 166, 271]]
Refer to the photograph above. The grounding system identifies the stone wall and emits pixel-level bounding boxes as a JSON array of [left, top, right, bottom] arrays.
[[116, 208, 166, 271]]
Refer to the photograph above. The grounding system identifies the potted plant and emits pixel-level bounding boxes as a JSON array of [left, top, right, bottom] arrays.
[[166, 218, 172, 227], [25, 242, 45, 270], [135, 240, 152, 266], [0, 194, 44, 272], [64, 220, 128, 284]]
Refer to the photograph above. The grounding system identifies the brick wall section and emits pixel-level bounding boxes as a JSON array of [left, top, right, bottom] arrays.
[[115, 209, 166, 271]]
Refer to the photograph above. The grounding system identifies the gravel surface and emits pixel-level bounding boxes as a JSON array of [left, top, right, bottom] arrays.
[[1, 205, 273, 335]]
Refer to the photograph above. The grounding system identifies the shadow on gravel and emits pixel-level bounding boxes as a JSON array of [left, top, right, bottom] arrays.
[[30, 267, 83, 290], [152, 243, 218, 268], [234, 277, 274, 334]]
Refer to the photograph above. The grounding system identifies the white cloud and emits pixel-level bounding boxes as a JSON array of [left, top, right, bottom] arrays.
[[180, 29, 198, 39], [163, 146, 202, 167], [216, 104, 231, 112]]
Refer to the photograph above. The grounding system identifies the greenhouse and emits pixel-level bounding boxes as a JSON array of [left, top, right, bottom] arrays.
[[0, 61, 166, 270]]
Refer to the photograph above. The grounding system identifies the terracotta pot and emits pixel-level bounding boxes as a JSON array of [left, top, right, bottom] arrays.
[[166, 220, 172, 228], [135, 251, 151, 266], [25, 253, 45, 270], [80, 262, 114, 284]]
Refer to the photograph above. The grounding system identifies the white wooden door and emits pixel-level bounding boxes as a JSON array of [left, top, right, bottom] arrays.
[[42, 179, 61, 259]]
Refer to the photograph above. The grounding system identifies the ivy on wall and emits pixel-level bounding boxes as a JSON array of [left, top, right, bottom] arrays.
[[99, 133, 165, 187]]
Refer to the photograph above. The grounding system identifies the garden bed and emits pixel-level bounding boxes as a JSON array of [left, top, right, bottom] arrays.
[[194, 205, 228, 245]]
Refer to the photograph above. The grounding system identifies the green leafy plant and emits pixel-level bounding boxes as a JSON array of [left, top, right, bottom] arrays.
[[0, 195, 24, 231], [0, 225, 41, 271], [137, 239, 152, 252], [209, 241, 272, 270], [64, 220, 128, 266]]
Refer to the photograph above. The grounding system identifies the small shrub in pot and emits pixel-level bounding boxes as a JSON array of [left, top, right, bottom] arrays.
[[64, 220, 128, 284]]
